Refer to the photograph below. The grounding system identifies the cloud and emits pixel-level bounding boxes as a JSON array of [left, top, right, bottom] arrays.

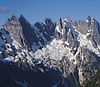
[[0, 7, 10, 13]]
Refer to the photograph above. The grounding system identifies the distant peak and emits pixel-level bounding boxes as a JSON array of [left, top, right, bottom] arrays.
[[3, 15, 20, 26], [57, 18, 64, 24], [19, 15, 25, 20], [19, 15, 27, 23], [56, 18, 64, 29], [19, 15, 30, 25], [45, 18, 51, 21], [66, 17, 70, 20], [86, 16, 96, 23], [91, 17, 94, 20], [44, 18, 52, 25], [11, 15, 17, 20], [12, 15, 16, 17], [87, 16, 91, 21], [64, 17, 72, 22], [58, 17, 62, 22], [87, 16, 95, 20], [20, 15, 23, 17]]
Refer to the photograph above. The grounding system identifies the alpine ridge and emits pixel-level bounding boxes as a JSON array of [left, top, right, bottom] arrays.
[[0, 15, 100, 87]]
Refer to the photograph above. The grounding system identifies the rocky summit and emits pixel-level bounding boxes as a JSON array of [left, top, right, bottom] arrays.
[[0, 15, 100, 87]]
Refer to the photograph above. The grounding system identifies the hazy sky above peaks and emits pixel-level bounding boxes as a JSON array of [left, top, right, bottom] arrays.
[[0, 0, 100, 27]]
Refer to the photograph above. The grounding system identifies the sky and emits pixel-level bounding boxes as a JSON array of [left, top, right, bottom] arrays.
[[0, 0, 100, 27]]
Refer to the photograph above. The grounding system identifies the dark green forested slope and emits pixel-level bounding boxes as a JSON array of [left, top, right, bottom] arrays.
[[82, 70, 100, 87]]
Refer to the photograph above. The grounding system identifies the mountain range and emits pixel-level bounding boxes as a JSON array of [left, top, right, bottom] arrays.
[[0, 15, 100, 87]]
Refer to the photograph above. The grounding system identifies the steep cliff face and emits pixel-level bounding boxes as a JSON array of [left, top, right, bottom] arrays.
[[34, 16, 100, 86], [2, 15, 56, 51], [0, 15, 100, 87], [19, 15, 38, 50], [0, 27, 65, 87], [54, 17, 100, 85], [2, 15, 25, 48], [34, 18, 55, 43], [66, 16, 100, 47]]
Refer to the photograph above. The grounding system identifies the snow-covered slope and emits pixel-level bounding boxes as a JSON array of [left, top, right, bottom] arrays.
[[0, 15, 100, 87], [34, 39, 76, 63], [33, 17, 100, 86], [34, 18, 100, 64], [0, 28, 35, 65]]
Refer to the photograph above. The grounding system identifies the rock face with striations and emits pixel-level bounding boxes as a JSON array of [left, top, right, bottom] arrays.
[[55, 18, 79, 54], [2, 15, 56, 51], [0, 15, 100, 87], [66, 16, 100, 47], [54, 16, 100, 85], [2, 15, 25, 47], [33, 16, 100, 86], [2, 15, 29, 49], [19, 15, 38, 50], [34, 18, 56, 43]]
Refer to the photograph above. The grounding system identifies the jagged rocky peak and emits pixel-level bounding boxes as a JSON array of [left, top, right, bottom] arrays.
[[3, 15, 21, 28], [55, 18, 64, 39], [19, 15, 31, 27], [6, 15, 20, 25], [64, 17, 77, 25], [19, 15, 24, 19], [86, 16, 97, 23], [19, 15, 29, 24], [59, 17, 62, 21], [43, 18, 56, 37], [2, 15, 34, 50], [55, 17, 72, 40], [86, 16, 91, 22], [85, 16, 100, 45], [44, 18, 52, 25], [34, 18, 55, 42], [57, 17, 64, 29], [2, 15, 22, 35], [11, 15, 17, 19], [2, 15, 25, 47], [0, 15, 100, 87], [19, 15, 39, 50], [55, 18, 64, 33], [65, 17, 72, 22], [44, 18, 55, 29]]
